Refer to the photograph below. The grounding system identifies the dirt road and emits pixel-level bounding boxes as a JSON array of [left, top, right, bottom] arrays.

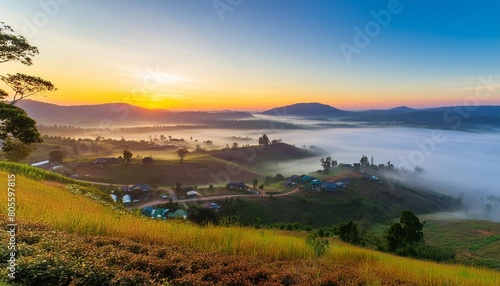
[[76, 177, 301, 209]]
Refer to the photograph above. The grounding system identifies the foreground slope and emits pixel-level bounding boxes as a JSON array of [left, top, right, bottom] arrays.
[[0, 165, 499, 285]]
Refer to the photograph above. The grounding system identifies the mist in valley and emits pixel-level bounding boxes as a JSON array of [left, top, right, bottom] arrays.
[[255, 127, 500, 222], [43, 117, 500, 221]]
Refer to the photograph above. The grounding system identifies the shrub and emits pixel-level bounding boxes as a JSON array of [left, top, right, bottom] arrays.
[[187, 205, 218, 225], [306, 233, 329, 257], [338, 220, 360, 244]]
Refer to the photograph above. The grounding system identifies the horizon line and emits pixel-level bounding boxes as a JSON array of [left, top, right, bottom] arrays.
[[17, 99, 500, 113]]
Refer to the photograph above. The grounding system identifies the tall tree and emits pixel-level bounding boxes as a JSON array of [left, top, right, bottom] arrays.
[[386, 210, 424, 251], [360, 155, 369, 167], [0, 22, 39, 65], [1, 73, 56, 105], [123, 149, 133, 164], [386, 222, 404, 251], [0, 20, 54, 161], [258, 134, 270, 145], [320, 156, 332, 173], [177, 148, 189, 164], [400, 210, 424, 244]]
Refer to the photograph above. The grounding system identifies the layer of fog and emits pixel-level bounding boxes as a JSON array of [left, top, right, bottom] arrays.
[[253, 127, 500, 222], [56, 122, 500, 221], [248, 114, 348, 126]]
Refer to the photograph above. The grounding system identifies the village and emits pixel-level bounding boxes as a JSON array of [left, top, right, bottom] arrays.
[[29, 150, 391, 223]]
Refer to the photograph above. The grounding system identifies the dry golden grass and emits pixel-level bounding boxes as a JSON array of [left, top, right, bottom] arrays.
[[1, 169, 499, 285]]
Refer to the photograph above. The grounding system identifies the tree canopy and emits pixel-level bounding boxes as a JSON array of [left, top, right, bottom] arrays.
[[258, 134, 270, 145], [177, 148, 189, 164], [338, 220, 360, 244], [1, 73, 56, 105], [2, 139, 34, 162], [0, 102, 42, 145], [142, 156, 154, 165], [0, 22, 39, 65], [386, 210, 424, 251], [360, 155, 369, 166], [123, 149, 133, 164], [1, 20, 53, 161]]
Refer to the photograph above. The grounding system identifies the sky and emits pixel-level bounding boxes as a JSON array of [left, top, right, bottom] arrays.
[[1, 0, 499, 111]]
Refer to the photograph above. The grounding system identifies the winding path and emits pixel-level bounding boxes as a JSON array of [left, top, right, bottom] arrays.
[[76, 177, 302, 209]]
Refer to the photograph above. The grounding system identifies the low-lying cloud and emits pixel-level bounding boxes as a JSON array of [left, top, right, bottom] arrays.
[[266, 127, 500, 221]]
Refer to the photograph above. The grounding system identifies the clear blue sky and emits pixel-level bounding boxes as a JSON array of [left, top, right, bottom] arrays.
[[1, 0, 499, 110]]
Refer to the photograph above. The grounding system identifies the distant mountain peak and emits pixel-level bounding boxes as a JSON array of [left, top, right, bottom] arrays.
[[261, 102, 351, 117], [389, 106, 414, 112]]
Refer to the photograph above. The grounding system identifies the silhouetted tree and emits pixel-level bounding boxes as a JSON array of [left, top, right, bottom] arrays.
[[387, 161, 394, 169], [0, 21, 54, 160], [1, 73, 56, 105], [142, 156, 154, 166], [320, 156, 332, 173], [177, 148, 189, 164], [123, 149, 133, 164], [0, 22, 39, 65], [360, 155, 369, 167], [258, 134, 270, 145]]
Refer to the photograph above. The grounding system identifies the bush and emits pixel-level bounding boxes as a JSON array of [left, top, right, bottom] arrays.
[[187, 206, 218, 225], [395, 244, 456, 262], [306, 233, 329, 257], [338, 220, 360, 244]]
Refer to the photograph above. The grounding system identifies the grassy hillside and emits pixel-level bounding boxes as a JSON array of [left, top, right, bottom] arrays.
[[1, 165, 499, 285], [421, 214, 500, 270]]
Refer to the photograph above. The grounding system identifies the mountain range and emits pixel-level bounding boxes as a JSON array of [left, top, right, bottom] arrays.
[[16, 100, 500, 130], [16, 100, 253, 126]]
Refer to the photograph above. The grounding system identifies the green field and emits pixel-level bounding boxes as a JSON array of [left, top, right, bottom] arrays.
[[421, 215, 500, 270]]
